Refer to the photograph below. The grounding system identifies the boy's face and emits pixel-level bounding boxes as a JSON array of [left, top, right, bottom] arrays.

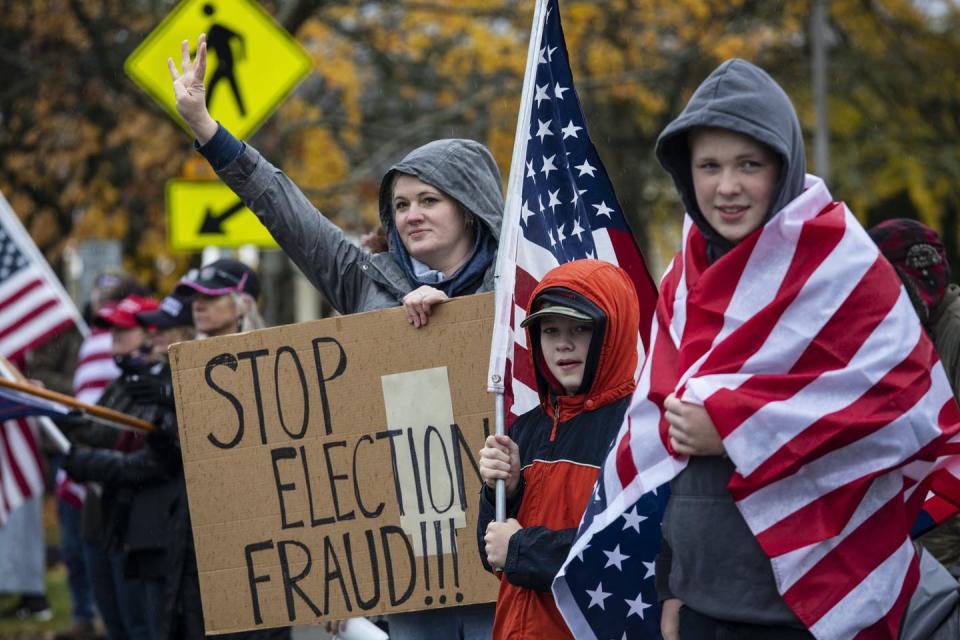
[[539, 315, 594, 395], [690, 128, 781, 244]]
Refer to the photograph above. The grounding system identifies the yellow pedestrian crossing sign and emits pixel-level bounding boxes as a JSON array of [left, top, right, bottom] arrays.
[[167, 180, 278, 250], [125, 0, 312, 139]]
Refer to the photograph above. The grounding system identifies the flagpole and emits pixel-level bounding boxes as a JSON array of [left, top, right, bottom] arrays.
[[0, 376, 155, 432], [489, 0, 549, 524]]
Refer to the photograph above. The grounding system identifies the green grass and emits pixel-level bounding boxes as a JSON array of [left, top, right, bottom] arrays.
[[0, 564, 72, 638]]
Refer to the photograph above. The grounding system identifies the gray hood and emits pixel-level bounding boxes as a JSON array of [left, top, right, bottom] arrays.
[[377, 138, 503, 241], [655, 59, 806, 257]]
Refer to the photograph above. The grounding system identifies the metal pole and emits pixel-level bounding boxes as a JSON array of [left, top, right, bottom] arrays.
[[495, 392, 506, 523], [812, 0, 830, 181]]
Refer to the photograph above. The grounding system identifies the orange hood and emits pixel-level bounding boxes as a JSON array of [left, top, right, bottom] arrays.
[[524, 260, 640, 418]]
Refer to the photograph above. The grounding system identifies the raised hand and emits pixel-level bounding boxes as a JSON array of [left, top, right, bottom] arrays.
[[167, 34, 218, 143]]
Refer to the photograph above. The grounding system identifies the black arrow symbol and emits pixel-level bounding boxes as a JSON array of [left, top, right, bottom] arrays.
[[199, 200, 245, 235]]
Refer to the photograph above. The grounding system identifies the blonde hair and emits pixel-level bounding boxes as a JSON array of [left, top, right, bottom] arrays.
[[230, 292, 265, 332]]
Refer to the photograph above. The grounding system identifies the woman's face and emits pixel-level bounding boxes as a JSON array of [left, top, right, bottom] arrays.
[[392, 174, 475, 275], [191, 293, 239, 336]]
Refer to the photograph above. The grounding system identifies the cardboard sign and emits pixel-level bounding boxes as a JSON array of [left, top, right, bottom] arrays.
[[169, 293, 499, 633]]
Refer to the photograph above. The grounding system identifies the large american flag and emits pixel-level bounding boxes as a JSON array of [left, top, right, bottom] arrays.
[[487, 0, 656, 420], [487, 1, 663, 637], [556, 175, 960, 639]]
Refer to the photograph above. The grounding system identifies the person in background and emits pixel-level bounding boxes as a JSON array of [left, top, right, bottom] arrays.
[[55, 271, 146, 640], [869, 219, 960, 577], [63, 291, 195, 640], [158, 258, 288, 640], [64, 294, 160, 640], [0, 273, 143, 629]]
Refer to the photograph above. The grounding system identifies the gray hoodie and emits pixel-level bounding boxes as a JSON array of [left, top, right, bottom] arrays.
[[217, 138, 503, 314], [652, 60, 807, 626], [656, 58, 807, 260]]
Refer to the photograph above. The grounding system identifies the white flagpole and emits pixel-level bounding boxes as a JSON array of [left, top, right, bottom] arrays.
[[0, 190, 89, 338], [488, 0, 549, 523]]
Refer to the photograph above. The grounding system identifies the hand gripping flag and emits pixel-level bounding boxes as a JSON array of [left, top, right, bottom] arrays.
[[487, 0, 657, 420], [555, 175, 960, 639]]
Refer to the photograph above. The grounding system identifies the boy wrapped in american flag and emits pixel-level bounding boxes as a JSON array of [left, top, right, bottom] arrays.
[[646, 59, 960, 638]]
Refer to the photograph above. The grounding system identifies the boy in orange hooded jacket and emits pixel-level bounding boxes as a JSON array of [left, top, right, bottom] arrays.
[[477, 259, 640, 638]]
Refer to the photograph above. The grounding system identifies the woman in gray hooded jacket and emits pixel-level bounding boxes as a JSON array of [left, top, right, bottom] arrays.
[[168, 34, 503, 329], [168, 34, 499, 640]]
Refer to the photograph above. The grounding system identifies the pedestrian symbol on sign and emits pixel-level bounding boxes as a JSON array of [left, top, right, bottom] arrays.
[[201, 3, 247, 117]]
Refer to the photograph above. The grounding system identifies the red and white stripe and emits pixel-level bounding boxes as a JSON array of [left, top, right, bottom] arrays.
[[576, 175, 960, 639], [0, 417, 43, 526], [0, 191, 86, 362], [72, 329, 118, 406]]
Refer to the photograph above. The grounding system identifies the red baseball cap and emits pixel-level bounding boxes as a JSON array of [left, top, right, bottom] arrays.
[[93, 295, 160, 329]]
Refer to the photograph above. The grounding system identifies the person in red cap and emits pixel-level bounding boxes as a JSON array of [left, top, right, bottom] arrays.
[[60, 293, 159, 640]]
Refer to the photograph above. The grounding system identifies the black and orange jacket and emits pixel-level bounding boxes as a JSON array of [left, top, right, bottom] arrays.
[[477, 260, 640, 639]]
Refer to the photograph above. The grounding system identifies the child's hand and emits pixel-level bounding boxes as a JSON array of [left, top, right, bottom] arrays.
[[484, 518, 521, 569], [664, 393, 725, 457], [478, 434, 520, 497]]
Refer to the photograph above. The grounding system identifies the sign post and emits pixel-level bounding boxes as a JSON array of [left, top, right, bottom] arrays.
[[169, 294, 499, 633]]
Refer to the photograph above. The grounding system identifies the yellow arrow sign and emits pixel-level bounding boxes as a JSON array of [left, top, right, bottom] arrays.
[[167, 180, 278, 250], [125, 0, 312, 140]]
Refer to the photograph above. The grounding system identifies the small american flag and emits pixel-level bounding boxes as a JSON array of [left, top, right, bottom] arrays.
[[0, 192, 86, 525], [556, 175, 960, 639], [487, 0, 656, 420], [0, 359, 72, 526], [0, 192, 85, 361]]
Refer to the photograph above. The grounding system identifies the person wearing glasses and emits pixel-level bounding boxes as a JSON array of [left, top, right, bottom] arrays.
[[168, 35, 502, 331]]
